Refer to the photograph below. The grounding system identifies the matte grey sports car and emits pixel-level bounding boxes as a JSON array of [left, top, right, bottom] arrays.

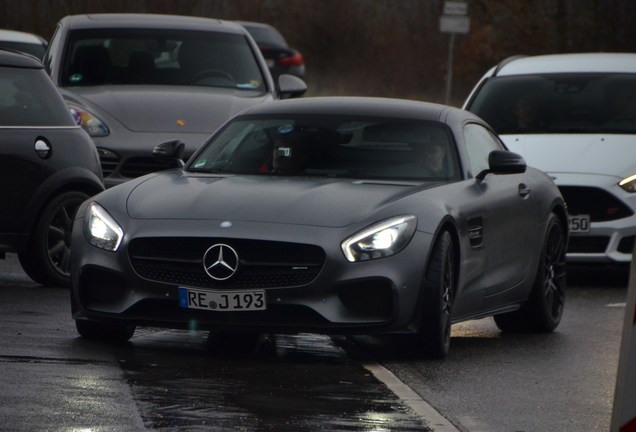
[[70, 97, 568, 358], [43, 13, 307, 188]]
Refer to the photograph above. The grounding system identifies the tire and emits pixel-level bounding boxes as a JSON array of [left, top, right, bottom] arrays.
[[494, 213, 566, 332], [76, 320, 136, 342], [416, 230, 456, 358], [18, 191, 89, 287]]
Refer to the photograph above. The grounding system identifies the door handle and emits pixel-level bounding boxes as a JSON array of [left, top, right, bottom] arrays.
[[518, 183, 531, 197]]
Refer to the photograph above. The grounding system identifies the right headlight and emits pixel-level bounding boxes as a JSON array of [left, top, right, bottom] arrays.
[[619, 174, 636, 193], [84, 202, 123, 252]]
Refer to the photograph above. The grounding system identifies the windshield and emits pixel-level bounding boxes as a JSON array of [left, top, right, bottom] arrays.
[[469, 73, 636, 134], [61, 29, 265, 91], [188, 115, 460, 181]]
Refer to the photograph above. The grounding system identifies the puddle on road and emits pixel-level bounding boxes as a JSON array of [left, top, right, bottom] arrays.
[[114, 330, 430, 431]]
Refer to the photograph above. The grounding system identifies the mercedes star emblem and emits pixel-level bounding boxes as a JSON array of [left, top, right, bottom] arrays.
[[203, 244, 239, 281]]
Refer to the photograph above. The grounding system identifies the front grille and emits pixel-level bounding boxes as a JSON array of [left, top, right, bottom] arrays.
[[120, 157, 181, 179], [99, 154, 120, 178], [559, 186, 633, 222], [128, 237, 325, 289]]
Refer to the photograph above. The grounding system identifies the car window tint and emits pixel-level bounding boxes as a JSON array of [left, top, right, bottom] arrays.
[[62, 29, 265, 91], [463, 123, 504, 177], [189, 116, 460, 181], [469, 73, 636, 135], [0, 67, 74, 127]]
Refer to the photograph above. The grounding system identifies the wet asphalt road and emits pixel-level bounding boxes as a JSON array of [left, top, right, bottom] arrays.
[[0, 253, 628, 431], [0, 253, 430, 431]]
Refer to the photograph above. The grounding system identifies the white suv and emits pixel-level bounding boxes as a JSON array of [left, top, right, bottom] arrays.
[[464, 53, 636, 264]]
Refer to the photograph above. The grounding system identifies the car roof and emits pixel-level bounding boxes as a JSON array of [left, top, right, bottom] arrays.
[[0, 29, 46, 45], [0, 48, 43, 68], [235, 21, 276, 31], [238, 96, 476, 123], [493, 53, 636, 76], [59, 13, 246, 35]]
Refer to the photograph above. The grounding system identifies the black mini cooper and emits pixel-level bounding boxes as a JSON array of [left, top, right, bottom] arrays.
[[0, 49, 104, 286]]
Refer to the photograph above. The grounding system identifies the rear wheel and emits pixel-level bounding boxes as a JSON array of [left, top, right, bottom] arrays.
[[494, 213, 566, 332], [18, 191, 89, 287], [416, 230, 456, 358], [76, 320, 136, 342]]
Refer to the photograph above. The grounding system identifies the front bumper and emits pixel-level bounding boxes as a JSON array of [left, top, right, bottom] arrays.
[[556, 174, 636, 263], [71, 218, 432, 335]]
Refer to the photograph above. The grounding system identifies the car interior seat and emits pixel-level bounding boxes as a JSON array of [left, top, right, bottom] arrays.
[[77, 45, 112, 85], [127, 50, 156, 84]]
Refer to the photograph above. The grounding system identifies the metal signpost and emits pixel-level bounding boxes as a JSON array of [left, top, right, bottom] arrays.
[[439, 1, 470, 105]]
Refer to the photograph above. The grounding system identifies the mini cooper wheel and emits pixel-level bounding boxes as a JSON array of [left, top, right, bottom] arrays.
[[18, 191, 89, 287], [76, 320, 136, 342], [417, 230, 456, 358], [494, 213, 566, 332]]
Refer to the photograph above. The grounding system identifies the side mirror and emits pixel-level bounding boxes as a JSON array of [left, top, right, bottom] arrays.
[[476, 150, 526, 181], [153, 140, 185, 167], [278, 74, 307, 99]]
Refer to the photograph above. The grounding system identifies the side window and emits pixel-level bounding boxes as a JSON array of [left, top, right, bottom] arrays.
[[463, 123, 505, 177]]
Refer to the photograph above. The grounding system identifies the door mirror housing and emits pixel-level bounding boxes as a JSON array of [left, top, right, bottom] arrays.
[[278, 74, 307, 99], [153, 140, 185, 167], [476, 150, 526, 181]]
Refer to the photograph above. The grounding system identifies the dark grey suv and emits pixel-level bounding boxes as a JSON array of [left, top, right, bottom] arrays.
[[0, 49, 104, 286]]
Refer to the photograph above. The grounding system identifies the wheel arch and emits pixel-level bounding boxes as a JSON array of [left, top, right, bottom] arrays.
[[551, 201, 570, 245], [412, 217, 461, 325], [432, 216, 461, 285], [20, 168, 104, 246]]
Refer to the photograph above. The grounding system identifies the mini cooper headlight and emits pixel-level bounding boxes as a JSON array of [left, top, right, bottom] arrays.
[[341, 215, 417, 262], [84, 202, 123, 252], [619, 174, 636, 193], [68, 104, 109, 137]]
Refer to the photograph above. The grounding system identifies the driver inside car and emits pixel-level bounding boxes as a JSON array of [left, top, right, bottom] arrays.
[[270, 126, 309, 174]]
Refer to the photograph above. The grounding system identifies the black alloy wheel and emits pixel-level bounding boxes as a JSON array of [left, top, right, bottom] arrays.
[[18, 190, 89, 287], [541, 214, 567, 324], [417, 230, 456, 358], [494, 212, 566, 332], [76, 319, 136, 342]]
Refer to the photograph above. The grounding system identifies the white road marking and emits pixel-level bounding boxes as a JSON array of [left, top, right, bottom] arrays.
[[362, 361, 460, 432]]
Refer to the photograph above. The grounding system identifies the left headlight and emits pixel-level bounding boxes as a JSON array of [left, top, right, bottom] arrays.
[[84, 202, 123, 252], [619, 174, 636, 193], [341, 215, 417, 262]]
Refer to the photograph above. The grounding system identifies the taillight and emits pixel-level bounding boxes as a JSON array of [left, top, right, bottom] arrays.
[[278, 52, 304, 67]]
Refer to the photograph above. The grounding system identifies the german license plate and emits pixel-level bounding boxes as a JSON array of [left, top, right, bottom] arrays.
[[179, 287, 266, 311], [569, 215, 590, 233]]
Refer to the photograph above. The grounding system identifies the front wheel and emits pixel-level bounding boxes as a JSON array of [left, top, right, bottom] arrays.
[[415, 230, 456, 358], [18, 191, 89, 287], [494, 212, 566, 332], [76, 320, 136, 342]]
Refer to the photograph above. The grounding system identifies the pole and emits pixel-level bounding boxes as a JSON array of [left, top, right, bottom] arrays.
[[445, 33, 455, 105]]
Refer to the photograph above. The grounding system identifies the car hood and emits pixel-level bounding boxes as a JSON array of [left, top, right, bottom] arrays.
[[126, 172, 425, 227], [61, 86, 272, 133], [501, 134, 636, 177]]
